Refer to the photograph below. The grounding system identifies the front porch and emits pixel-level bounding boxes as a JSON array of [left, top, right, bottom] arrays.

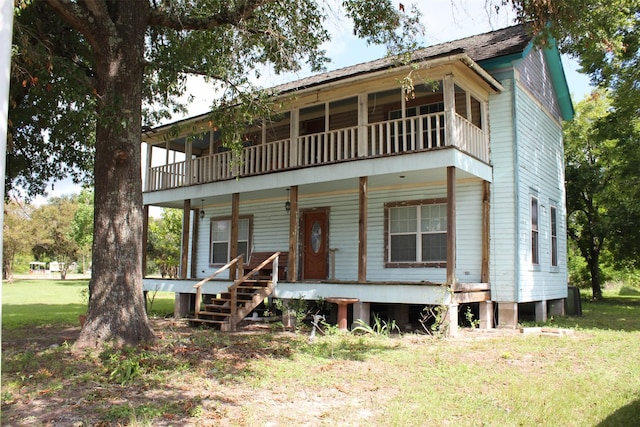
[[143, 275, 493, 333]]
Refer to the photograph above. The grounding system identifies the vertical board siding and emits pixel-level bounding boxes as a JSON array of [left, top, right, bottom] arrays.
[[488, 77, 518, 302], [516, 48, 562, 121]]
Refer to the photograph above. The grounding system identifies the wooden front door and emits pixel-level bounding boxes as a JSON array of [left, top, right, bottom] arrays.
[[302, 209, 328, 280]]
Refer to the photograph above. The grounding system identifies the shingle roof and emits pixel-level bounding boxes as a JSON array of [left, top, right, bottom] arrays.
[[273, 24, 532, 94]]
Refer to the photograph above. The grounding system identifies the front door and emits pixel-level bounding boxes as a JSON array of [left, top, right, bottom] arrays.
[[302, 209, 328, 280]]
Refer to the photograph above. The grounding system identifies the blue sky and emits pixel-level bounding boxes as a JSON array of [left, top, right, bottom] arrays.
[[37, 1, 592, 202]]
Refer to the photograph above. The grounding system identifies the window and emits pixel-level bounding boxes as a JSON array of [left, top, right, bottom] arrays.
[[210, 216, 251, 265], [531, 197, 539, 265], [550, 205, 558, 267], [386, 201, 447, 266]]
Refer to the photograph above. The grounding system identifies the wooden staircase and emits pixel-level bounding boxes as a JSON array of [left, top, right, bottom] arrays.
[[190, 252, 281, 331]]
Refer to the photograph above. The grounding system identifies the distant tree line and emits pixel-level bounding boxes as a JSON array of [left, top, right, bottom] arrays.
[[3, 190, 181, 281]]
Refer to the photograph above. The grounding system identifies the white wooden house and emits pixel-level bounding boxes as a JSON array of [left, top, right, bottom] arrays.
[[141, 25, 573, 333]]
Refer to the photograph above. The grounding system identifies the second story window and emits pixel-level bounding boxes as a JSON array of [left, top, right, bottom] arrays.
[[531, 196, 539, 265], [550, 205, 558, 267]]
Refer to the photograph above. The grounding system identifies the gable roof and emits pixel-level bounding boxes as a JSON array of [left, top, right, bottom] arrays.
[[145, 24, 572, 140]]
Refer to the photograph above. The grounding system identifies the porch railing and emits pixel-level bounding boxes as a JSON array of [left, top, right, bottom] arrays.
[[146, 111, 488, 191]]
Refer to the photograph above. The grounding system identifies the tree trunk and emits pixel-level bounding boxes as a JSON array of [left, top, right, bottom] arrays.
[[75, 3, 154, 348], [589, 252, 603, 301]]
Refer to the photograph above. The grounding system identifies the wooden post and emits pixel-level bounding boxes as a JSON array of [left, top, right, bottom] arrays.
[[142, 205, 149, 277], [357, 93, 368, 157], [288, 185, 299, 281], [443, 74, 456, 147], [446, 167, 456, 286], [230, 193, 240, 280], [481, 180, 490, 283], [290, 109, 299, 167], [145, 143, 152, 191], [358, 176, 368, 282], [180, 199, 191, 279], [185, 137, 192, 185], [190, 207, 199, 279]]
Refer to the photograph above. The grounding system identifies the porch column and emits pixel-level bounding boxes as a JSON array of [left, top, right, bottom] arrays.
[[142, 205, 149, 277], [479, 301, 494, 329], [190, 207, 199, 279], [357, 93, 368, 157], [180, 199, 191, 279], [230, 192, 240, 280], [498, 302, 518, 328], [481, 181, 490, 283], [290, 109, 299, 167], [446, 166, 457, 286], [358, 176, 368, 282], [443, 74, 456, 147], [288, 185, 299, 282]]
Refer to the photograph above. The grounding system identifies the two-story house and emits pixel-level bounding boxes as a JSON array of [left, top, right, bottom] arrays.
[[141, 24, 573, 333]]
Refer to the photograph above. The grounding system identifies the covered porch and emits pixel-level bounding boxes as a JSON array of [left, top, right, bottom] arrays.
[[143, 162, 493, 333]]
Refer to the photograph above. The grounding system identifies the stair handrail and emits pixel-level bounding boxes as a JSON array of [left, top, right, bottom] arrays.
[[193, 253, 244, 317], [229, 251, 281, 325]]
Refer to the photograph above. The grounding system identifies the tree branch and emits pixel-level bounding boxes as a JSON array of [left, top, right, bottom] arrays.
[[44, 0, 115, 57], [148, 0, 271, 30]]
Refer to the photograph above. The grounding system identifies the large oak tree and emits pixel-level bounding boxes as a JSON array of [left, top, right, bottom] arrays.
[[11, 0, 421, 348]]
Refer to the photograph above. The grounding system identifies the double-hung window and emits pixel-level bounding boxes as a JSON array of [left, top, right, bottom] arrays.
[[531, 197, 539, 265], [550, 205, 558, 267], [210, 217, 251, 265], [386, 200, 447, 266]]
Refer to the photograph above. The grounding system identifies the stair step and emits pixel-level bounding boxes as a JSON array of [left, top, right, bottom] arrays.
[[200, 308, 232, 315]]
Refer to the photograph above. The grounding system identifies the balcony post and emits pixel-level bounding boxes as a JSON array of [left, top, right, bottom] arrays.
[[185, 138, 192, 185], [144, 143, 152, 191], [290, 109, 299, 167], [357, 93, 368, 157], [443, 74, 456, 147]]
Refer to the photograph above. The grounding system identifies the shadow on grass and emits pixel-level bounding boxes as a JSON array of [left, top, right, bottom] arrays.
[[1, 320, 402, 425], [597, 397, 640, 426], [2, 303, 87, 331]]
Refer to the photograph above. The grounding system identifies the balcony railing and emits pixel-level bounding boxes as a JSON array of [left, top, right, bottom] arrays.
[[146, 111, 488, 192]]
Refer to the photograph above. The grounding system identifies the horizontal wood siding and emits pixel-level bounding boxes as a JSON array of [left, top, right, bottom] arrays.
[[366, 183, 483, 283], [488, 77, 518, 302], [514, 79, 567, 302], [193, 182, 485, 284]]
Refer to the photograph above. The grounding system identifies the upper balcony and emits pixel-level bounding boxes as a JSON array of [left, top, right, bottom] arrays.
[[143, 66, 498, 193]]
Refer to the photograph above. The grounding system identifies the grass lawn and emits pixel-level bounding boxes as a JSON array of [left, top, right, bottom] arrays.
[[1, 279, 174, 331], [2, 279, 640, 426]]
